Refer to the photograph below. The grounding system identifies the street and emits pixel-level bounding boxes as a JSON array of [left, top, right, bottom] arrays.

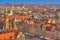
[[25, 34, 47, 40], [25, 37, 46, 40]]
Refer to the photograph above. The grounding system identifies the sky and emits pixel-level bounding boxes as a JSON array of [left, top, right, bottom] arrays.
[[0, 0, 60, 4]]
